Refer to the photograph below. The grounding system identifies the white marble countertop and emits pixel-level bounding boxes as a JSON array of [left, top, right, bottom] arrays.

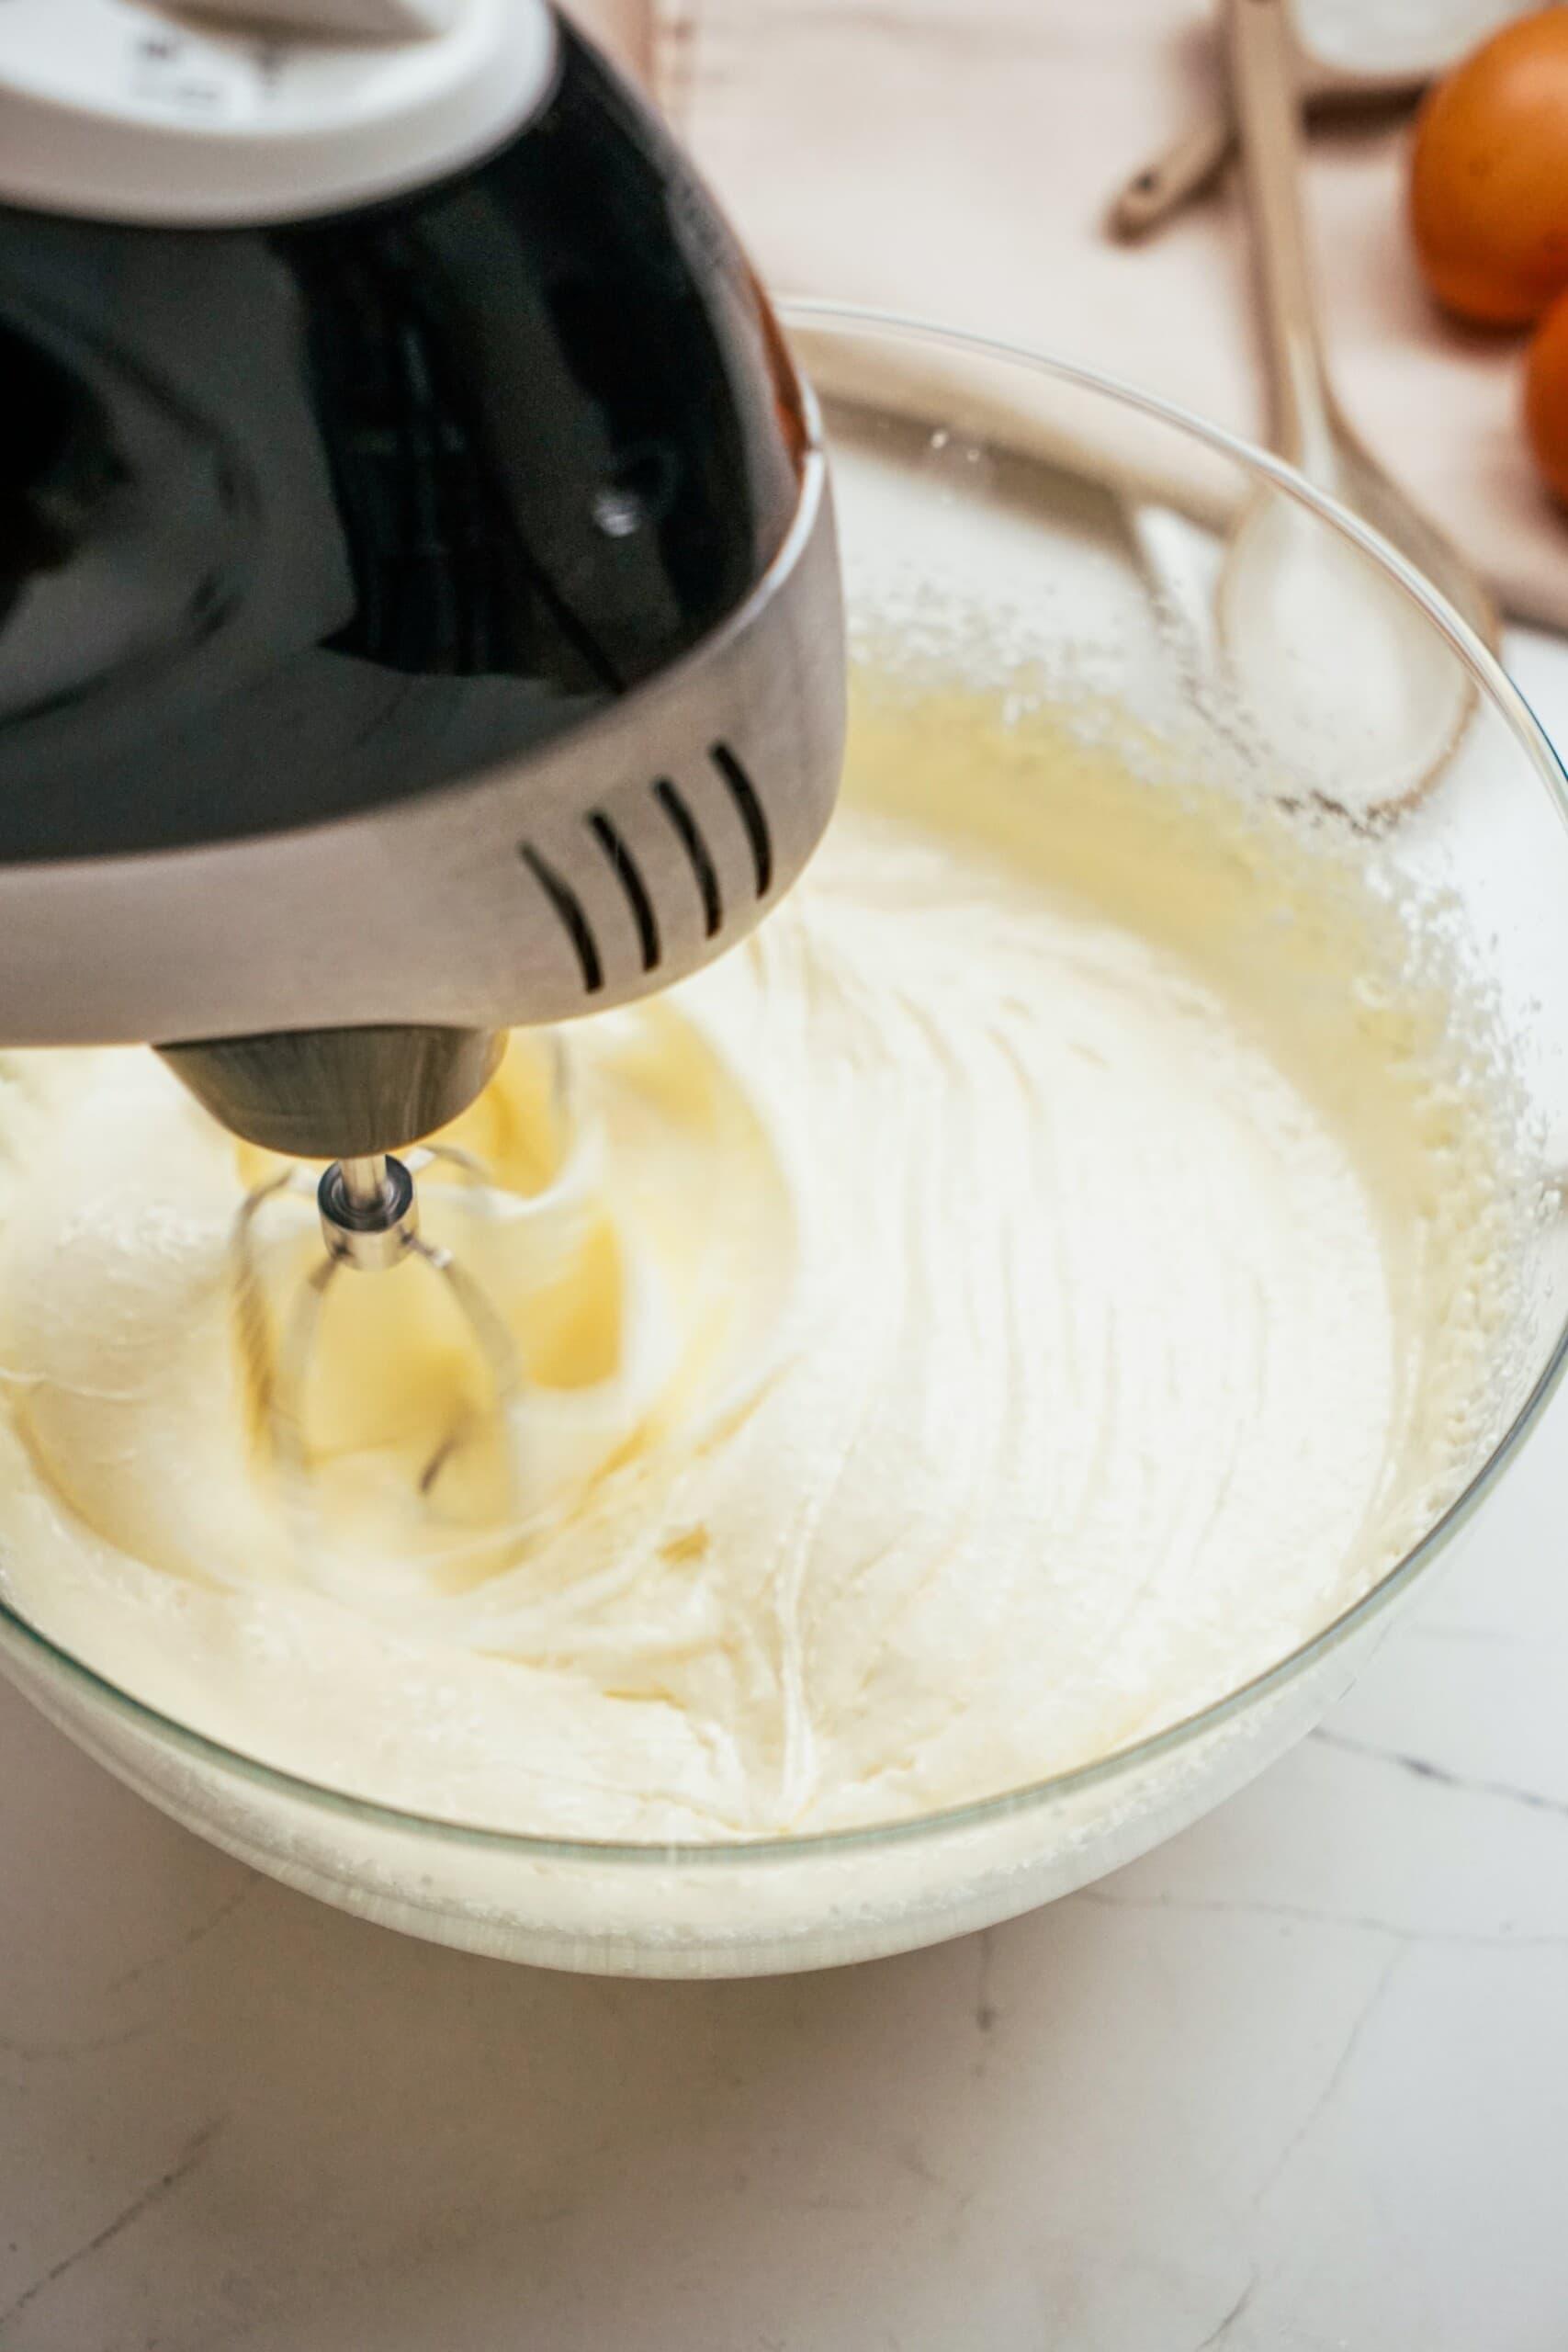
[[0, 636, 1565, 2352]]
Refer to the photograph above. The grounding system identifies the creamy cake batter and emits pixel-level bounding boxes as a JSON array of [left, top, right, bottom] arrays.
[[0, 686, 1521, 1839]]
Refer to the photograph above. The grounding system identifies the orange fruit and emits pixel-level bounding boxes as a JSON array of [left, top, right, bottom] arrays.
[[1525, 285, 1568, 499], [1410, 8, 1568, 326]]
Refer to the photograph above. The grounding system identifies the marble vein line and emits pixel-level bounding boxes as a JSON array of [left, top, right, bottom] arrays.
[[1192, 2267, 1261, 2352], [1073, 1886, 1568, 1947], [1312, 1727, 1568, 1820], [1252, 1946, 1408, 2210], [104, 1876, 258, 1996], [0, 2120, 222, 2333]]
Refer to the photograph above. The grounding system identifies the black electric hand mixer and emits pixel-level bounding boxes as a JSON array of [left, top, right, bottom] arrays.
[[0, 0, 844, 1506]]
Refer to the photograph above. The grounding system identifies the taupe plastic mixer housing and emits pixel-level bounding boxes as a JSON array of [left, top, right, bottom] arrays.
[[0, 0, 845, 1177]]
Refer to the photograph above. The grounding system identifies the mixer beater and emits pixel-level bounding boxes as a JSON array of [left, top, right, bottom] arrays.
[[232, 1139, 529, 1537]]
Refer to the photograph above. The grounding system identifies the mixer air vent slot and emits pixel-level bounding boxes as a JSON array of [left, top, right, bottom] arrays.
[[709, 741, 773, 897], [588, 810, 661, 972], [654, 778, 723, 938], [520, 843, 604, 993]]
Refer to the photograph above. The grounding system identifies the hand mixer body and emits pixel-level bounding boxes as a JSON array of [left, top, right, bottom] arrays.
[[0, 2, 845, 1166]]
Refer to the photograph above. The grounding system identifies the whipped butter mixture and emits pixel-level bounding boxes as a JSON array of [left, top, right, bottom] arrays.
[[0, 686, 1521, 1838]]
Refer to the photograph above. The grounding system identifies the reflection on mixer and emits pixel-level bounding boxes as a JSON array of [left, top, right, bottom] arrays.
[[0, 22, 799, 854]]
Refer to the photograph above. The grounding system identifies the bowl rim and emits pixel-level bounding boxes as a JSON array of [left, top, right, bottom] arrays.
[[4, 296, 1566, 1869]]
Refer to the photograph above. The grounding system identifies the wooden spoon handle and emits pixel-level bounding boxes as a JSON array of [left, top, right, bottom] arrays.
[[1107, 107, 1234, 240], [1225, 0, 1337, 481]]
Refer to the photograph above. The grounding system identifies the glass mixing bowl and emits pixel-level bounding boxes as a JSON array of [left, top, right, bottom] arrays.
[[3, 306, 1566, 1978]]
